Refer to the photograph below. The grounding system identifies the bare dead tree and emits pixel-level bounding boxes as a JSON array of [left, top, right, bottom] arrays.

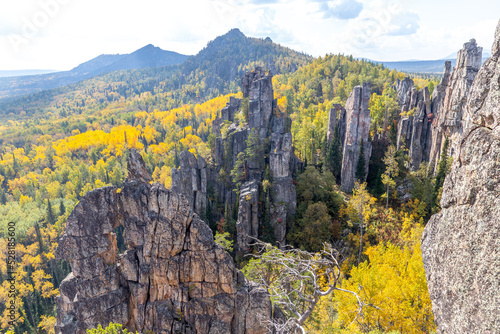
[[245, 239, 364, 334]]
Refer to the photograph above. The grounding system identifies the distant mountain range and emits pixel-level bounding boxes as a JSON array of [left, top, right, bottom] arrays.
[[0, 29, 312, 115], [373, 50, 491, 74], [0, 70, 58, 78], [0, 45, 188, 99]]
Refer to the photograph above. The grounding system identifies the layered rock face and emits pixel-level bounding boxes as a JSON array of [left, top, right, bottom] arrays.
[[341, 83, 372, 193], [171, 151, 208, 216], [326, 104, 346, 143], [427, 39, 483, 171], [211, 67, 297, 250], [55, 150, 272, 334], [395, 84, 432, 171], [421, 21, 500, 334], [427, 61, 452, 170], [393, 77, 415, 107], [242, 68, 274, 140]]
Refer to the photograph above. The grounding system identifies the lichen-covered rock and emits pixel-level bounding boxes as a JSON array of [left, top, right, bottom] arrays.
[[55, 150, 273, 334], [421, 21, 500, 334], [341, 83, 372, 193]]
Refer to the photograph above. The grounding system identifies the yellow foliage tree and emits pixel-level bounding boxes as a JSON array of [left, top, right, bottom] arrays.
[[332, 217, 435, 333]]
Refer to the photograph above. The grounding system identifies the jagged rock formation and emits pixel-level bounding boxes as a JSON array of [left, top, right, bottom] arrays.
[[242, 68, 274, 140], [327, 104, 345, 142], [211, 67, 298, 251], [427, 39, 483, 172], [55, 150, 273, 334], [393, 40, 482, 173], [395, 84, 432, 171], [326, 104, 347, 152], [393, 77, 415, 107], [421, 21, 500, 334], [427, 61, 452, 170], [341, 83, 372, 193], [171, 151, 208, 216]]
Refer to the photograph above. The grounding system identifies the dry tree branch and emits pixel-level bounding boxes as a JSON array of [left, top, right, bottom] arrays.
[[245, 237, 364, 333]]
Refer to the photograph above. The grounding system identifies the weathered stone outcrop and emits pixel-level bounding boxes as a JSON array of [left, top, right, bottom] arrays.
[[396, 85, 432, 170], [393, 77, 415, 107], [171, 151, 208, 216], [421, 21, 500, 334], [341, 83, 372, 193], [242, 67, 274, 140], [211, 67, 298, 251], [393, 39, 482, 173], [235, 180, 260, 251], [55, 150, 273, 334], [269, 116, 297, 246], [428, 39, 482, 172], [326, 104, 347, 154], [427, 61, 452, 170]]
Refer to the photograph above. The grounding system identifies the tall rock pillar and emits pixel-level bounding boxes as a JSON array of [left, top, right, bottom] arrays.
[[341, 83, 372, 193]]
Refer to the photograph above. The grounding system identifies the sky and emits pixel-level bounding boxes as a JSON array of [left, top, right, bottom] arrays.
[[0, 0, 499, 71]]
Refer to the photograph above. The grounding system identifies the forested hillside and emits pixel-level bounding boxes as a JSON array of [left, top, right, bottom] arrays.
[[0, 29, 311, 119], [0, 29, 442, 333]]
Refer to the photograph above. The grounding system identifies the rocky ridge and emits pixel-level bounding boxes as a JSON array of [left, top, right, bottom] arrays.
[[395, 83, 432, 171], [55, 150, 273, 334], [394, 39, 483, 172], [203, 67, 298, 251], [421, 21, 500, 334], [428, 39, 482, 171]]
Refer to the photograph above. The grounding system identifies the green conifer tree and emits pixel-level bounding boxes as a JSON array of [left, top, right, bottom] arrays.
[[46, 199, 56, 225], [355, 140, 366, 181]]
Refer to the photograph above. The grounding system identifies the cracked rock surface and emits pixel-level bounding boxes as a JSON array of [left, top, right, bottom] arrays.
[[55, 149, 272, 334], [421, 20, 500, 334]]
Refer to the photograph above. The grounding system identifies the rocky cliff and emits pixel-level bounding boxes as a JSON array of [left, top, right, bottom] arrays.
[[421, 21, 500, 334], [340, 83, 372, 193], [55, 150, 273, 334], [206, 67, 298, 251], [171, 151, 208, 216], [395, 84, 432, 171], [427, 39, 483, 172], [393, 40, 482, 173]]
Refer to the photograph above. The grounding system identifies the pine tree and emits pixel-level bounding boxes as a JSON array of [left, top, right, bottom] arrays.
[[12, 153, 20, 174], [433, 137, 450, 207], [326, 125, 342, 182], [46, 199, 56, 225], [381, 145, 398, 209], [355, 140, 366, 181], [59, 199, 66, 216], [174, 147, 180, 168], [0, 190, 7, 204]]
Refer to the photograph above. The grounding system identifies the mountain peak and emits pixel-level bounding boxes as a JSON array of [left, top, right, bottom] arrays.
[[226, 28, 245, 37]]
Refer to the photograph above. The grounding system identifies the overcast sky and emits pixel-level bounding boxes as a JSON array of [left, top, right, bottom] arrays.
[[1, 0, 499, 71]]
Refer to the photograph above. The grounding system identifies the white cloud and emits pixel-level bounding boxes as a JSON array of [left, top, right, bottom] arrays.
[[321, 0, 363, 20], [0, 0, 499, 69]]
